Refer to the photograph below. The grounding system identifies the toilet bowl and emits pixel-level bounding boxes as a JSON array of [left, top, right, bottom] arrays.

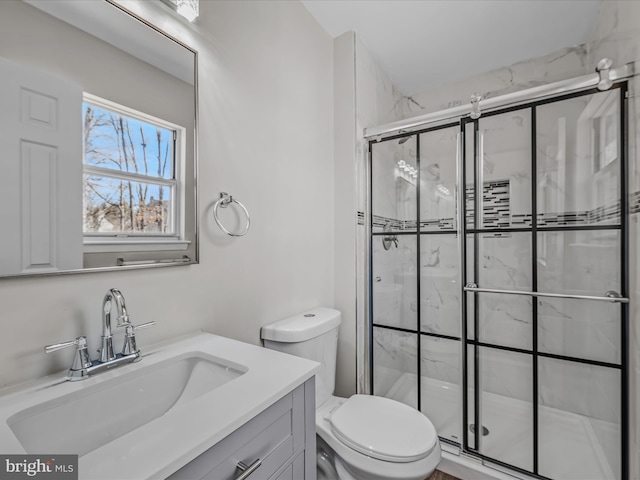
[[261, 307, 441, 480], [316, 395, 441, 480]]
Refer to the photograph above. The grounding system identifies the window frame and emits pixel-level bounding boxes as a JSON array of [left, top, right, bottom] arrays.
[[82, 92, 188, 252]]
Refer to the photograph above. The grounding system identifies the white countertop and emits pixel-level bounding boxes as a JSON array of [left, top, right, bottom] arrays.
[[0, 332, 319, 479]]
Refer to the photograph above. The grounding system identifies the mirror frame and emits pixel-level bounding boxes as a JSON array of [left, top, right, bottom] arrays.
[[0, 0, 199, 278]]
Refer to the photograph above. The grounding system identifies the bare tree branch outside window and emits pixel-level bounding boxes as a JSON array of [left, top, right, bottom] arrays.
[[82, 101, 175, 235]]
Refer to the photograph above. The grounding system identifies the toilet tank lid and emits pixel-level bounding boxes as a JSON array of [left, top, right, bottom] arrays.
[[261, 307, 341, 343]]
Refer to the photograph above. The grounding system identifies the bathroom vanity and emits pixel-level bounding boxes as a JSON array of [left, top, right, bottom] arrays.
[[0, 333, 319, 480], [168, 379, 315, 480]]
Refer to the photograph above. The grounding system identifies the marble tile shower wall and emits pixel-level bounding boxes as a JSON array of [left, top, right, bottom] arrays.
[[372, 327, 417, 404]]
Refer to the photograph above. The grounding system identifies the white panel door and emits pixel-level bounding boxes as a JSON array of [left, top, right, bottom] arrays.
[[0, 56, 83, 275]]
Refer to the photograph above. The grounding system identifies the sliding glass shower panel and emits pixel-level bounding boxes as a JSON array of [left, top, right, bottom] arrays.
[[537, 230, 621, 296], [479, 293, 533, 350], [420, 336, 460, 443], [372, 326, 418, 408], [371, 136, 417, 233], [372, 235, 417, 330], [417, 125, 463, 449], [477, 347, 534, 472], [537, 297, 620, 364], [466, 344, 476, 450], [420, 233, 459, 337], [419, 126, 458, 231], [476, 233, 532, 290], [466, 233, 533, 349], [537, 229, 621, 365], [475, 110, 532, 229], [536, 91, 620, 227], [538, 357, 621, 480], [465, 235, 477, 342], [466, 107, 535, 471], [465, 122, 476, 229]]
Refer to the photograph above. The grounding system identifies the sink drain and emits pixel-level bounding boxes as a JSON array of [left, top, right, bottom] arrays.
[[469, 424, 490, 436]]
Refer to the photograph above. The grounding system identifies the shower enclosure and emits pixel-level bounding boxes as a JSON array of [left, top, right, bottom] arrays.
[[366, 80, 629, 480]]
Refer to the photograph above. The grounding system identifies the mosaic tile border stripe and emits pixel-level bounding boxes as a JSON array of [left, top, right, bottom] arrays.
[[359, 189, 640, 227], [631, 191, 640, 215], [357, 213, 457, 230]]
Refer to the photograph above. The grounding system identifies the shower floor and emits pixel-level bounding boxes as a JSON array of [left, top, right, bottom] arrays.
[[385, 373, 618, 480]]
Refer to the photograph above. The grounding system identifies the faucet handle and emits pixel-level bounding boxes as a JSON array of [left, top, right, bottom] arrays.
[[45, 336, 86, 354], [122, 321, 155, 356], [45, 336, 93, 381], [128, 321, 156, 332]]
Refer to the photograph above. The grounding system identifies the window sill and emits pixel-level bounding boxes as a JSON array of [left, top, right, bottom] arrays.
[[83, 239, 191, 253]]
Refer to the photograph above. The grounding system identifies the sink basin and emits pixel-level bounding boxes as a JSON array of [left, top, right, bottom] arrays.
[[0, 332, 319, 480], [7, 352, 246, 456]]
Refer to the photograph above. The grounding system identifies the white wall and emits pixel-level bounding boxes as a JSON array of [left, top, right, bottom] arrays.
[[354, 37, 405, 396], [333, 31, 357, 397], [333, 32, 404, 396], [0, 0, 335, 390]]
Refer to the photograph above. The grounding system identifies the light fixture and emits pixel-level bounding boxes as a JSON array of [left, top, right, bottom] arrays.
[[396, 160, 418, 183], [437, 184, 450, 196], [162, 0, 199, 22]]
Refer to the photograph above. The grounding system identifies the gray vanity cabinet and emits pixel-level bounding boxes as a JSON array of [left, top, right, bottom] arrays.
[[168, 378, 316, 480]]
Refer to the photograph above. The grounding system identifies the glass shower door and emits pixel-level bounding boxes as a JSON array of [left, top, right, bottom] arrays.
[[464, 107, 535, 472], [370, 134, 419, 409], [463, 87, 627, 480], [534, 90, 624, 480], [418, 125, 462, 445], [368, 82, 628, 480], [369, 124, 463, 444]]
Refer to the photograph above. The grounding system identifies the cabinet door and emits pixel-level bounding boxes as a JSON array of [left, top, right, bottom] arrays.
[[168, 382, 308, 480], [268, 451, 305, 480]]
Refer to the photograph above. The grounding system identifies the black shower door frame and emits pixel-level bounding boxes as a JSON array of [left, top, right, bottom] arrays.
[[368, 82, 629, 480]]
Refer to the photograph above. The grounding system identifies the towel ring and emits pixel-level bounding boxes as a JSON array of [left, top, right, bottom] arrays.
[[213, 192, 250, 237]]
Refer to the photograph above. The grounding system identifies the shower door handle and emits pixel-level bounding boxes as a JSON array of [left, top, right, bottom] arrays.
[[463, 285, 629, 303]]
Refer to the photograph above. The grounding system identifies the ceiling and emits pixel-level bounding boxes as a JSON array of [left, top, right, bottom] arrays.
[[301, 0, 602, 96]]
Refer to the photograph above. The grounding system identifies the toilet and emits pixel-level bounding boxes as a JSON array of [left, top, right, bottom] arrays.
[[261, 307, 441, 480]]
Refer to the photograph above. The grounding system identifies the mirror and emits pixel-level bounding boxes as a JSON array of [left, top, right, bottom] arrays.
[[0, 0, 198, 277]]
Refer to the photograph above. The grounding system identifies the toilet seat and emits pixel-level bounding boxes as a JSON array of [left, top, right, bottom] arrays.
[[329, 395, 438, 463]]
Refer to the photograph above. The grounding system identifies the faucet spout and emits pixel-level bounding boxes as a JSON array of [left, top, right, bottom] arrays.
[[46, 288, 154, 381], [100, 288, 131, 362]]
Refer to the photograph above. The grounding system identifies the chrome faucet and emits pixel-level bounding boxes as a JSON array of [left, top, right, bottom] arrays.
[[100, 288, 131, 362], [45, 288, 155, 381]]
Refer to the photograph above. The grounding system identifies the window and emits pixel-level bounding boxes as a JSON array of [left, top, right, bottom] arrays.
[[82, 93, 187, 251]]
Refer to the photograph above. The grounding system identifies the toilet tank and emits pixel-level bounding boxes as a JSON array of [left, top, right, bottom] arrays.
[[261, 307, 341, 407]]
